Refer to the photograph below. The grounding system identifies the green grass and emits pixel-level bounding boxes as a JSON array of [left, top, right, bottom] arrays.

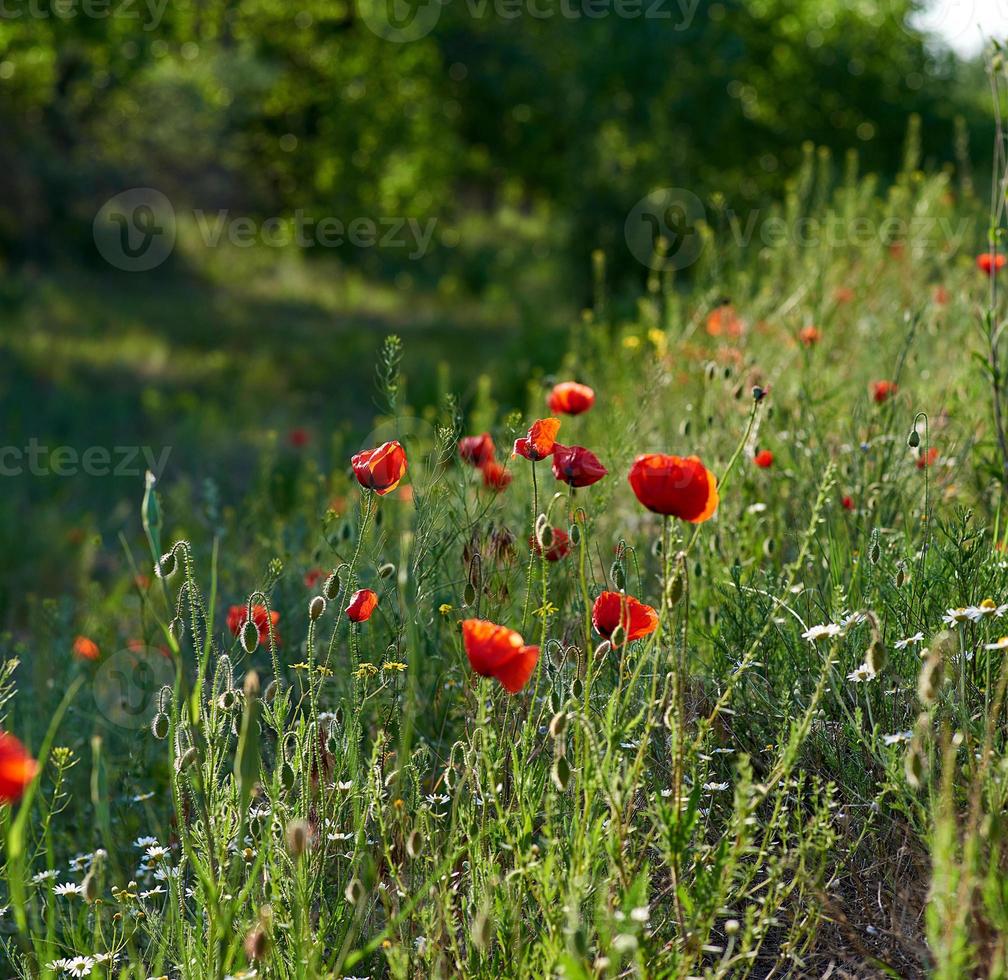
[[4, 152, 1008, 978]]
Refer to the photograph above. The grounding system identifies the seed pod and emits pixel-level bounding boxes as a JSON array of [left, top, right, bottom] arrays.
[[378, 562, 396, 579], [151, 712, 170, 740], [549, 712, 568, 739], [552, 754, 571, 791], [865, 638, 887, 676], [309, 595, 326, 621], [286, 819, 310, 859], [907, 430, 921, 448], [241, 619, 259, 654]]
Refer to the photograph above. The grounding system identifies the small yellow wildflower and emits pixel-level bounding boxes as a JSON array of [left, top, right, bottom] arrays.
[[622, 335, 641, 349], [353, 662, 379, 679], [439, 603, 454, 616], [533, 601, 558, 619], [382, 661, 408, 673], [290, 662, 334, 677]]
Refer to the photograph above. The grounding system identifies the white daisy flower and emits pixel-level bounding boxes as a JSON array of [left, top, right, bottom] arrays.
[[702, 782, 730, 792], [31, 870, 59, 884], [964, 600, 1008, 622], [801, 624, 843, 642], [131, 791, 155, 802], [847, 664, 876, 683], [985, 636, 1008, 650], [64, 956, 96, 977], [53, 882, 83, 897], [883, 731, 913, 745], [144, 845, 170, 863], [134, 836, 158, 849], [943, 608, 971, 627], [140, 886, 166, 899], [894, 632, 924, 650]]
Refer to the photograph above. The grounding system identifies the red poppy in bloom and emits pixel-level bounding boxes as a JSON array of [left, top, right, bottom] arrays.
[[345, 589, 379, 623], [628, 454, 719, 523], [513, 418, 561, 461], [753, 450, 774, 469], [916, 447, 939, 470], [461, 619, 540, 694], [841, 495, 854, 511], [227, 604, 281, 646], [72, 635, 99, 661], [547, 382, 595, 416], [978, 252, 1007, 275], [706, 303, 744, 337], [288, 428, 310, 448], [872, 380, 898, 404], [481, 460, 512, 491], [530, 527, 571, 561], [798, 325, 821, 347], [551, 444, 608, 487], [458, 433, 495, 467], [304, 567, 324, 589], [0, 732, 37, 804], [591, 591, 659, 643], [351, 441, 407, 495]]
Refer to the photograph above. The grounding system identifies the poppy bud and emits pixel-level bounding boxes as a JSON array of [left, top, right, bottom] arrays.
[[679, 418, 691, 436], [610, 624, 626, 647], [324, 568, 344, 600], [244, 923, 270, 962], [156, 550, 176, 579], [905, 742, 926, 789], [472, 909, 493, 950], [918, 649, 944, 705], [264, 679, 280, 702], [286, 819, 310, 859], [241, 619, 259, 654], [345, 878, 365, 905], [752, 385, 766, 403], [218, 690, 238, 711], [610, 562, 626, 590], [406, 829, 423, 859], [463, 582, 477, 607], [896, 565, 906, 588], [571, 677, 583, 699], [378, 562, 396, 579], [666, 574, 684, 607], [169, 618, 185, 644], [870, 542, 881, 564], [705, 362, 717, 382], [552, 754, 571, 791], [865, 638, 887, 675], [82, 870, 99, 903], [550, 688, 563, 712], [538, 524, 555, 551], [309, 596, 326, 621], [907, 430, 921, 448], [281, 762, 295, 791], [593, 640, 611, 660], [569, 523, 581, 545], [176, 747, 198, 773], [549, 711, 568, 738], [151, 712, 170, 740]]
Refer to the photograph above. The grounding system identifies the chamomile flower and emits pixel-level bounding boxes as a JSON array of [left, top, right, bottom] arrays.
[[894, 632, 924, 650], [63, 956, 96, 977], [802, 624, 843, 642], [53, 882, 84, 897], [31, 870, 59, 885], [883, 731, 913, 745], [985, 636, 1008, 650], [847, 664, 876, 683], [964, 599, 1008, 622], [942, 608, 971, 627]]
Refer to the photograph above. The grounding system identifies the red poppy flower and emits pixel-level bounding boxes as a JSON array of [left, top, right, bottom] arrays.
[[798, 325, 821, 347], [841, 495, 854, 511], [628, 454, 719, 522], [978, 253, 1007, 275], [706, 304, 744, 337], [753, 450, 774, 469], [304, 567, 324, 589], [227, 604, 281, 646], [916, 447, 939, 470], [513, 418, 561, 461], [288, 428, 310, 448], [547, 382, 595, 416], [872, 380, 898, 404], [72, 635, 99, 661], [552, 444, 607, 487], [591, 591, 659, 643], [0, 732, 37, 803], [345, 589, 378, 623], [530, 527, 571, 561], [351, 441, 407, 495], [459, 433, 495, 467], [481, 460, 512, 491], [461, 619, 540, 693]]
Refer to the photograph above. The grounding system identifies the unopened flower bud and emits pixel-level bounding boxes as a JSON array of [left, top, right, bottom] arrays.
[[907, 430, 921, 448], [309, 595, 326, 621], [156, 550, 176, 579], [865, 638, 887, 676], [244, 923, 270, 962], [378, 563, 396, 579], [323, 571, 341, 601], [176, 746, 198, 773], [151, 712, 170, 740], [286, 819, 310, 859], [549, 711, 568, 738], [552, 753, 572, 791], [241, 619, 259, 654]]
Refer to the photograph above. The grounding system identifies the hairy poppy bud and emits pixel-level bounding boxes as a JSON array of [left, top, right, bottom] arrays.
[[286, 819, 310, 859], [322, 570, 341, 601], [82, 870, 99, 903], [552, 754, 571, 791], [666, 574, 684, 607], [463, 582, 477, 607], [918, 649, 944, 705], [610, 624, 626, 647], [752, 385, 766, 403], [870, 542, 881, 564], [345, 878, 365, 904], [151, 712, 170, 740], [378, 562, 396, 579], [907, 430, 921, 448], [218, 690, 238, 711], [549, 711, 568, 739], [264, 679, 280, 702], [176, 747, 198, 773], [610, 562, 626, 590], [156, 550, 176, 579], [593, 640, 611, 660], [406, 829, 423, 859], [169, 618, 184, 644], [244, 923, 270, 962], [905, 742, 926, 789], [309, 595, 326, 621], [241, 619, 259, 654], [865, 638, 887, 676]]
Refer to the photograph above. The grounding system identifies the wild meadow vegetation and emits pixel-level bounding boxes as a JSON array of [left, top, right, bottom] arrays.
[[7, 111, 1008, 978]]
